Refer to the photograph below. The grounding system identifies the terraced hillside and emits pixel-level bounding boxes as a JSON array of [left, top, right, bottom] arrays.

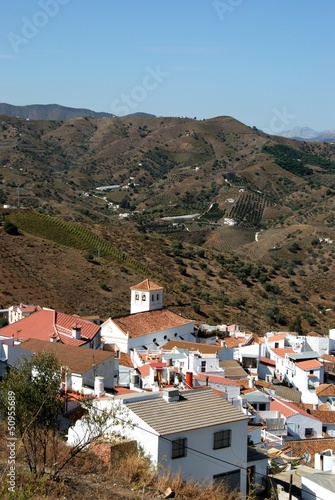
[[0, 114, 335, 332]]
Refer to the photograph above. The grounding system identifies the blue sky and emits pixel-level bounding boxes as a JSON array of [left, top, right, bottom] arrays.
[[1, 0, 334, 132]]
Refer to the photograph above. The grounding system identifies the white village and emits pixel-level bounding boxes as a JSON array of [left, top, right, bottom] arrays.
[[1, 278, 335, 499]]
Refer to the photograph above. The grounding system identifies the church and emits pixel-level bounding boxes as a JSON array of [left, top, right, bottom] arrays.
[[100, 279, 196, 354]]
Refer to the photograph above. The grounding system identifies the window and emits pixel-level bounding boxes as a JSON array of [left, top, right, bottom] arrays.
[[213, 430, 231, 449], [142, 294, 146, 301], [152, 294, 154, 301], [157, 293, 159, 300], [201, 360, 206, 373], [305, 428, 314, 437], [172, 438, 187, 459], [135, 293, 139, 300]]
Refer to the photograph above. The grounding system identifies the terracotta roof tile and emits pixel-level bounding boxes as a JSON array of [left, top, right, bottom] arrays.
[[270, 399, 319, 420], [283, 438, 335, 467], [306, 331, 322, 337], [296, 359, 323, 371], [0, 309, 100, 346], [267, 333, 287, 343], [113, 309, 194, 338], [222, 337, 246, 348], [260, 357, 276, 366], [193, 373, 239, 386], [310, 410, 335, 424], [164, 340, 223, 354], [120, 353, 134, 368], [20, 339, 114, 374], [271, 348, 294, 358], [322, 354, 335, 363], [130, 279, 163, 291], [316, 384, 335, 396]]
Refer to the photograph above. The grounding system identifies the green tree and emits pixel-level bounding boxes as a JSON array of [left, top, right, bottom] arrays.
[[4, 220, 19, 235], [0, 352, 63, 476], [288, 315, 304, 335]]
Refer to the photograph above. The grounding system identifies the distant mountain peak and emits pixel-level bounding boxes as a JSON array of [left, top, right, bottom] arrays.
[[279, 126, 319, 139], [278, 126, 335, 143]]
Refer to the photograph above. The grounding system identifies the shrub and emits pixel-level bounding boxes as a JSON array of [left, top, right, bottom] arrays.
[[4, 220, 18, 235]]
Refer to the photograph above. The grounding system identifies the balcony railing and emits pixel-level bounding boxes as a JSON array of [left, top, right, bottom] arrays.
[[261, 429, 284, 447]]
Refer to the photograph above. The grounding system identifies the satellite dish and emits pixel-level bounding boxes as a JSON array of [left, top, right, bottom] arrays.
[[302, 452, 311, 463]]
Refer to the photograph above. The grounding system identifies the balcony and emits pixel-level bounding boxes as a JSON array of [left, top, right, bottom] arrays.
[[261, 429, 284, 448]]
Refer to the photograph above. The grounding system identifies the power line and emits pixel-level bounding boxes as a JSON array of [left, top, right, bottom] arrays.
[[69, 394, 279, 497]]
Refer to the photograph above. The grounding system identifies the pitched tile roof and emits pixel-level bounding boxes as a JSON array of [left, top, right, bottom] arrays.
[[19, 338, 114, 374], [306, 331, 322, 337], [267, 333, 287, 343], [222, 337, 246, 348], [119, 353, 134, 368], [271, 348, 294, 358], [218, 360, 249, 378], [309, 410, 335, 424], [282, 438, 335, 467], [296, 359, 323, 371], [270, 399, 319, 420], [130, 279, 163, 291], [164, 339, 223, 354], [124, 388, 247, 435], [193, 373, 239, 386], [316, 384, 335, 396], [259, 357, 276, 366], [274, 385, 302, 403], [137, 362, 167, 378], [112, 309, 194, 338], [11, 304, 41, 314], [322, 354, 335, 363], [0, 308, 100, 346]]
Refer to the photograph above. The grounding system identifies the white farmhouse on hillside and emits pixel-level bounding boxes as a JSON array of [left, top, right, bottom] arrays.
[[68, 387, 268, 495]]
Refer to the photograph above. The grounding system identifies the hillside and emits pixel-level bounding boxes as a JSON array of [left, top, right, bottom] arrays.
[[0, 103, 115, 121], [0, 114, 335, 334]]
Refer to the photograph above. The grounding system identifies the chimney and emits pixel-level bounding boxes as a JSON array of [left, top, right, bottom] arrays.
[[72, 324, 81, 340], [94, 376, 105, 397], [185, 372, 193, 389], [162, 388, 180, 402]]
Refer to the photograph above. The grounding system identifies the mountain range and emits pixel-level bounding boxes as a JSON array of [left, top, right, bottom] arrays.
[[0, 108, 335, 333], [279, 126, 335, 143]]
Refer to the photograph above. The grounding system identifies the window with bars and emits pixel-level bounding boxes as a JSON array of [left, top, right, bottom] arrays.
[[172, 438, 187, 459], [213, 429, 231, 449]]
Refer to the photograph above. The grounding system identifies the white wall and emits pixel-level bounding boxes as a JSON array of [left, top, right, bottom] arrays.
[[287, 414, 322, 439], [125, 414, 248, 495], [82, 356, 115, 390], [128, 325, 195, 353], [290, 366, 324, 405], [190, 353, 219, 373], [101, 318, 195, 354], [67, 395, 248, 495], [257, 361, 275, 382], [302, 474, 335, 500]]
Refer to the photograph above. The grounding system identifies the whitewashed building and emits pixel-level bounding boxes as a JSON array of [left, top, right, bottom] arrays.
[[68, 388, 268, 495], [101, 280, 195, 353]]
